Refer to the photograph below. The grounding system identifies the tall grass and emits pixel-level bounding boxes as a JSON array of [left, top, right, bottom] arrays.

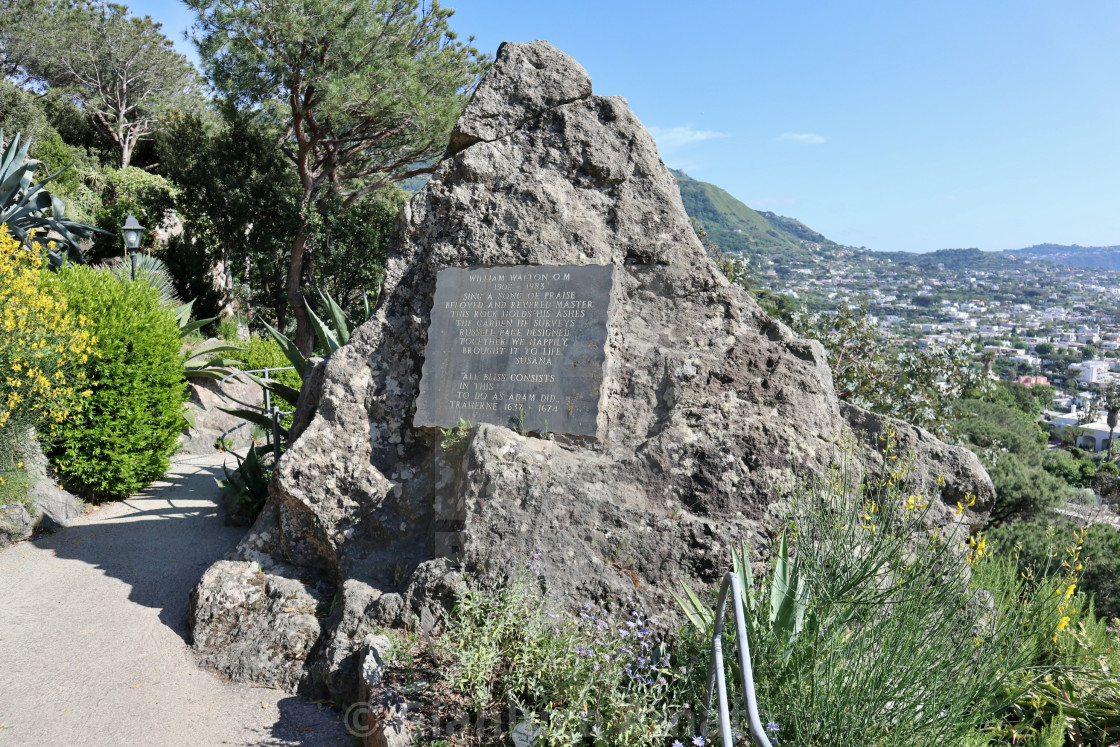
[[674, 434, 1052, 746]]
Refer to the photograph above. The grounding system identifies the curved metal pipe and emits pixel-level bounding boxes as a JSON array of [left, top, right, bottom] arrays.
[[701, 572, 771, 747]]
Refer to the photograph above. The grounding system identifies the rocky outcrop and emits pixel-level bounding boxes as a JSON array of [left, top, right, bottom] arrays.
[[1, 433, 85, 547], [0, 503, 32, 546], [22, 431, 84, 531], [189, 41, 994, 703]]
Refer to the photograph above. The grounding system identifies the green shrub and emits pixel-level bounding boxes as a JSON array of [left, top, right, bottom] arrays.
[[0, 80, 54, 147], [90, 167, 179, 261], [989, 516, 1120, 620], [232, 334, 302, 411], [216, 317, 239, 342], [32, 132, 103, 225], [985, 452, 1071, 522], [47, 266, 186, 499], [442, 581, 685, 746]]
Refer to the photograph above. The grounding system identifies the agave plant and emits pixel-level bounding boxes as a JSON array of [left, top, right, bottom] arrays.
[[259, 289, 370, 382], [219, 289, 371, 431], [1, 130, 102, 264]]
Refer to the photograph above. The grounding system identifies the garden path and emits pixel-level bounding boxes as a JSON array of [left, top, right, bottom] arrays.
[[0, 453, 349, 746]]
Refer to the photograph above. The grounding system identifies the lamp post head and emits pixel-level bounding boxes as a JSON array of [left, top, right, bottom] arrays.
[[122, 214, 146, 250]]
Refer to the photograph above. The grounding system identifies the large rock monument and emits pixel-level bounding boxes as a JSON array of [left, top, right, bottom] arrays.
[[189, 41, 994, 703]]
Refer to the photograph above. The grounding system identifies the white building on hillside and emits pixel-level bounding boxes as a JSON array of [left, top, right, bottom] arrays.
[[1080, 360, 1110, 385]]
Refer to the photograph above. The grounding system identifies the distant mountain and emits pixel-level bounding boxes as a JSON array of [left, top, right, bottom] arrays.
[[874, 247, 1020, 272], [672, 170, 841, 262], [1006, 244, 1120, 271]]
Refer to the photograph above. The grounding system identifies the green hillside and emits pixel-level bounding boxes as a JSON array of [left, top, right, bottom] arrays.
[[874, 247, 1020, 272], [1008, 244, 1120, 271], [672, 170, 839, 264]]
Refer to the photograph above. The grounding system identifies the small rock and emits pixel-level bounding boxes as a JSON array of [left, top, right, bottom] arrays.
[[364, 687, 412, 747], [511, 720, 542, 747], [358, 634, 392, 702], [0, 504, 33, 547]]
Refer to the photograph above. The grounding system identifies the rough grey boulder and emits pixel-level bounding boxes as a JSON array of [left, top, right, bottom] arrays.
[[0, 503, 32, 546], [189, 40, 994, 704], [22, 431, 84, 531]]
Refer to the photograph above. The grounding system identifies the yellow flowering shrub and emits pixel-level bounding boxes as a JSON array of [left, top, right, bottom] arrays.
[[0, 225, 95, 476]]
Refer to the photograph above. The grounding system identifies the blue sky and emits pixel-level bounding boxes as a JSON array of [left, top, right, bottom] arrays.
[[135, 0, 1120, 253]]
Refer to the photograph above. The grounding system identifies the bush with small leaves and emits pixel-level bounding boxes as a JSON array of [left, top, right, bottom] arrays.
[[47, 265, 186, 499]]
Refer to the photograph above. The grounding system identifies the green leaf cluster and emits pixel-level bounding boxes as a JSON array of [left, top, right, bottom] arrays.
[[792, 303, 993, 437], [90, 167, 179, 260], [214, 443, 272, 524], [1, 130, 102, 259], [47, 266, 187, 499]]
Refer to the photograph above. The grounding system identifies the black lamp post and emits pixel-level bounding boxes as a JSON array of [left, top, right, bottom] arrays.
[[121, 214, 146, 280]]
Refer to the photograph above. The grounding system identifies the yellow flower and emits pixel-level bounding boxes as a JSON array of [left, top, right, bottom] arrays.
[[905, 494, 927, 511]]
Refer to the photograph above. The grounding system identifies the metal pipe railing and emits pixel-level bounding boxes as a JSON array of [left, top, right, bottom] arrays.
[[702, 572, 772, 747], [216, 366, 295, 459]]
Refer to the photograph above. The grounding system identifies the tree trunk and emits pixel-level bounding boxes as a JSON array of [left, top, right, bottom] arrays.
[[286, 217, 314, 355], [119, 132, 132, 170]]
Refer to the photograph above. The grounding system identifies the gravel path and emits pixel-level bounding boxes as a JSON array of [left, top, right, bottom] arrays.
[[0, 453, 350, 746]]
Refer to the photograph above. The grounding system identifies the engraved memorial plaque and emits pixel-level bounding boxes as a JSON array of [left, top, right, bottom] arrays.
[[414, 264, 614, 436]]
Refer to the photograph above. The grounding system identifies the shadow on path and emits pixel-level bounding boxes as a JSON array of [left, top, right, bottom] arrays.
[[0, 454, 349, 746], [33, 455, 241, 643]]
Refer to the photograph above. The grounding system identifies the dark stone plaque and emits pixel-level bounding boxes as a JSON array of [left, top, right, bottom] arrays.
[[414, 264, 614, 436]]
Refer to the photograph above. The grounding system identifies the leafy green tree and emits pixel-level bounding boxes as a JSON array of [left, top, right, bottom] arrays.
[[1043, 449, 1083, 487], [953, 398, 1049, 457], [1034, 342, 1055, 356], [155, 108, 303, 327], [985, 452, 1071, 523], [951, 393, 1072, 522], [0, 79, 54, 146], [157, 109, 405, 331], [0, 0, 44, 86], [18, 0, 200, 168], [792, 304, 992, 437], [991, 380, 1055, 418], [188, 0, 488, 353], [309, 186, 410, 323]]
